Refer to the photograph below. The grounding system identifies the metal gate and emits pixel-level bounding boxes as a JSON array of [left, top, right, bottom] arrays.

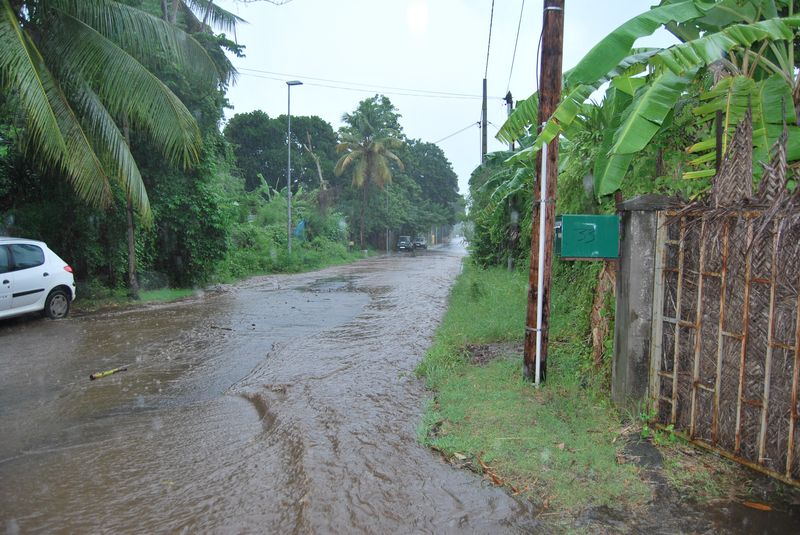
[[649, 210, 800, 486]]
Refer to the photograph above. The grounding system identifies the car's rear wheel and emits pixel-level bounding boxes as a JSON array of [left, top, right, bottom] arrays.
[[44, 289, 70, 319]]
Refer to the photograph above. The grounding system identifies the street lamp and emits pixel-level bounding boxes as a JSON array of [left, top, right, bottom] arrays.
[[286, 80, 303, 253]]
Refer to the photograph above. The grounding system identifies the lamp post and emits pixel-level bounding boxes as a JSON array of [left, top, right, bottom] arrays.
[[286, 80, 302, 253]]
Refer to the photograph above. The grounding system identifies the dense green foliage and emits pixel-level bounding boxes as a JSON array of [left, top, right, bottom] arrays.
[[498, 0, 800, 199], [0, 0, 231, 218], [472, 0, 800, 270], [0, 2, 463, 295]]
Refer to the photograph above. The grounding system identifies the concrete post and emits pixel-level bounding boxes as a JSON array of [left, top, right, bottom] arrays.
[[612, 194, 675, 409]]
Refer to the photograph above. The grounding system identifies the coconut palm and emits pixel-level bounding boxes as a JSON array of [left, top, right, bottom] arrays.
[[334, 132, 404, 248], [0, 0, 227, 220]]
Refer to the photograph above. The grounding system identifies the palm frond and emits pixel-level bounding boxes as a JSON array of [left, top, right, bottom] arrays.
[[45, 12, 203, 167], [382, 148, 404, 171], [0, 0, 66, 167], [334, 150, 357, 176], [184, 0, 247, 33], [53, 0, 224, 82], [70, 79, 151, 220], [0, 0, 111, 206], [685, 72, 799, 179], [352, 158, 367, 187]]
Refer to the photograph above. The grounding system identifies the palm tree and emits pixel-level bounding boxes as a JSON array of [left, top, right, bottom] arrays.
[[0, 0, 226, 215], [1, 0, 231, 297], [334, 132, 404, 248]]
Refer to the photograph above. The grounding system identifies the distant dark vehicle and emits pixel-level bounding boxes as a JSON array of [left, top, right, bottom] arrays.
[[396, 236, 413, 252], [412, 236, 427, 249]]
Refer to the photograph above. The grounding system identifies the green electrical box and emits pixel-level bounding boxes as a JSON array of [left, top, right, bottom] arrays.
[[554, 214, 619, 260]]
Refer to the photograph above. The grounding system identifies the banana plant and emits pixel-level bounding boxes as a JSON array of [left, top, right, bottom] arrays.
[[497, 0, 800, 198]]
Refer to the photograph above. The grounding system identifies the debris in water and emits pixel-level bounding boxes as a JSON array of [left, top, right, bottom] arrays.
[[89, 366, 128, 380], [741, 501, 772, 511]]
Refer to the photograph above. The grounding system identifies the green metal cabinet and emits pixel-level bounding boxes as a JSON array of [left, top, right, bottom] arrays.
[[554, 214, 619, 260]]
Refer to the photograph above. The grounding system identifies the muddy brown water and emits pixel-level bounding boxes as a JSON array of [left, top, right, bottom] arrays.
[[0, 245, 538, 533]]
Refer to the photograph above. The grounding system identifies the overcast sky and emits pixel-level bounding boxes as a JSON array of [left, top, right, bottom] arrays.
[[217, 0, 676, 196]]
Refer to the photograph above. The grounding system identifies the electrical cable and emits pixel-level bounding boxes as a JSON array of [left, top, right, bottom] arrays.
[[506, 0, 526, 94], [535, 20, 544, 95], [237, 67, 496, 99], [484, 0, 495, 80], [433, 121, 480, 144]]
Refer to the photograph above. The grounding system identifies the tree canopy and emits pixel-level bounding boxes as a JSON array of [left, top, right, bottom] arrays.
[[0, 0, 231, 218]]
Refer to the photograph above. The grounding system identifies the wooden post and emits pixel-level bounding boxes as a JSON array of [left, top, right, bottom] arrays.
[[523, 0, 564, 382]]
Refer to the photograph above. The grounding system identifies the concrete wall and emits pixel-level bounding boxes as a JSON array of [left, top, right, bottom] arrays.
[[612, 195, 674, 410]]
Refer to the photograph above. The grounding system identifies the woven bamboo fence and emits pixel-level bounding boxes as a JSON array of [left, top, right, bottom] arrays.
[[649, 112, 800, 485]]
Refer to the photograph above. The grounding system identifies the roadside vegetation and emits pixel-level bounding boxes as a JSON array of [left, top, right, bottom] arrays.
[[417, 258, 800, 527], [417, 260, 654, 514], [0, 1, 463, 305], [417, 0, 800, 527]]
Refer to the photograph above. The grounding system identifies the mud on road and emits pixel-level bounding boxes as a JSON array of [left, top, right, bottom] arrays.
[[0, 245, 538, 534]]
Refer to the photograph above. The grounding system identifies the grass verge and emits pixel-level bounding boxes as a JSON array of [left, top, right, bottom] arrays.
[[416, 259, 651, 513], [73, 245, 372, 312], [73, 286, 198, 313]]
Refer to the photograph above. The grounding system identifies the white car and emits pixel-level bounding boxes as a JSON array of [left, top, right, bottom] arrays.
[[0, 237, 76, 320]]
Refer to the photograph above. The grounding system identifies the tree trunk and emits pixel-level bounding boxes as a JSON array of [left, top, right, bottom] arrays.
[[655, 147, 665, 178], [161, 0, 169, 20], [126, 194, 140, 300], [170, 0, 179, 24], [122, 120, 140, 300], [590, 261, 616, 369], [359, 186, 366, 249]]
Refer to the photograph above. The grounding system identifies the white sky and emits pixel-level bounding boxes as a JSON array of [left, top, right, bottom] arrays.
[[217, 0, 677, 196]]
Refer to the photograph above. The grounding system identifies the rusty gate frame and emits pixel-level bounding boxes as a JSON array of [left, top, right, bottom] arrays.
[[649, 210, 800, 487]]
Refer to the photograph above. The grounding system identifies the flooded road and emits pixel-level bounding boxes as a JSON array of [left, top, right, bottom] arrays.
[[0, 244, 536, 533]]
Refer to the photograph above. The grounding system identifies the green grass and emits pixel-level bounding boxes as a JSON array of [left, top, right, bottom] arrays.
[[415, 266, 528, 388], [139, 288, 196, 301], [416, 259, 651, 513], [73, 285, 198, 313]]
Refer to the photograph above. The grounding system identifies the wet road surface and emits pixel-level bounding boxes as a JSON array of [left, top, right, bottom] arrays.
[[0, 244, 537, 533]]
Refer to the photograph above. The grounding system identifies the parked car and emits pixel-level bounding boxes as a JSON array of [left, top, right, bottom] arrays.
[[412, 236, 427, 249], [396, 235, 413, 252], [0, 238, 76, 320]]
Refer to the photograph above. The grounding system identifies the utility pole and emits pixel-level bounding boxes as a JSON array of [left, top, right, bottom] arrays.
[[505, 91, 517, 272], [504, 91, 514, 151], [481, 78, 488, 162], [523, 0, 564, 384]]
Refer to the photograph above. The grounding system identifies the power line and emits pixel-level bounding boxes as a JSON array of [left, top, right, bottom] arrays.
[[484, 0, 496, 80], [434, 121, 480, 144], [506, 0, 526, 94], [237, 67, 500, 100]]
